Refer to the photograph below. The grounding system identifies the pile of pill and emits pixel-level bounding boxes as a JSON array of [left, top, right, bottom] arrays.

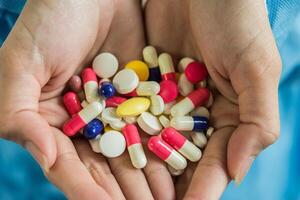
[[62, 46, 214, 175]]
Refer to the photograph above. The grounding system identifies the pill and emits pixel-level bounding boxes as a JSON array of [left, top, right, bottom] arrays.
[[110, 120, 126, 131], [150, 95, 164, 116], [68, 75, 82, 93], [159, 80, 178, 103], [190, 106, 210, 119], [206, 127, 215, 138], [99, 130, 126, 158], [185, 61, 208, 84], [178, 73, 194, 96], [101, 107, 121, 124], [161, 127, 202, 162], [122, 124, 147, 168], [148, 136, 187, 170], [105, 96, 127, 107], [113, 69, 139, 94], [63, 102, 103, 136], [125, 81, 160, 97], [82, 68, 100, 103], [163, 100, 177, 115], [93, 52, 118, 78], [104, 125, 113, 132], [178, 57, 194, 73], [159, 115, 170, 128], [89, 135, 101, 153], [190, 132, 207, 148], [137, 112, 162, 135], [99, 81, 116, 98], [125, 60, 149, 81], [143, 46, 161, 82], [167, 164, 184, 176], [123, 116, 137, 124], [170, 116, 208, 132], [158, 53, 176, 82], [63, 92, 82, 116], [116, 97, 150, 117], [83, 118, 104, 139], [171, 88, 210, 116]]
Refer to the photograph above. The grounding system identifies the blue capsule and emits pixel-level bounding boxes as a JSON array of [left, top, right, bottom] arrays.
[[99, 82, 116, 98], [83, 119, 104, 139], [192, 116, 208, 132]]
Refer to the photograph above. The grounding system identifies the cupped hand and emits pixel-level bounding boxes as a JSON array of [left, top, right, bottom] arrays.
[[0, 0, 174, 199], [145, 0, 281, 199]]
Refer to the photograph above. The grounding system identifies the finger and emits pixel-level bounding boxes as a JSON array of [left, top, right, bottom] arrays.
[[184, 127, 233, 200], [108, 152, 154, 200], [175, 163, 197, 200], [73, 139, 125, 200], [46, 128, 111, 200]]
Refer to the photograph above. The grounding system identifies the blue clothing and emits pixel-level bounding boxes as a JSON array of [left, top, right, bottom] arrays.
[[1, 0, 300, 199]]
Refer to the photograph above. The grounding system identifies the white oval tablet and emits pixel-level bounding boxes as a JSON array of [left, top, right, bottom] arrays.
[[158, 115, 170, 128], [137, 112, 162, 135], [113, 69, 139, 94], [190, 106, 210, 119], [89, 135, 101, 153], [101, 107, 121, 124], [150, 95, 164, 116], [93, 52, 118, 78], [99, 131, 126, 158], [110, 120, 126, 131]]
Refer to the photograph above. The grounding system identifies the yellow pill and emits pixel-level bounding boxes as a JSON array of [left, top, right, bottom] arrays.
[[125, 60, 149, 81], [116, 97, 150, 117], [104, 125, 113, 132]]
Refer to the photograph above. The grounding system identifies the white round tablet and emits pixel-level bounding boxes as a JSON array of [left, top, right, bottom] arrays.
[[93, 52, 119, 78], [113, 69, 139, 94], [137, 112, 162, 135], [158, 115, 170, 128], [101, 107, 121, 124], [150, 95, 164, 116], [99, 131, 126, 158], [110, 120, 126, 131]]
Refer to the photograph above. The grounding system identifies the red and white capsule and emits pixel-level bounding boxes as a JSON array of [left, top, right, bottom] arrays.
[[148, 136, 187, 170], [124, 81, 160, 97], [82, 68, 99, 103], [63, 92, 82, 116], [171, 88, 210, 116], [63, 102, 103, 137], [158, 53, 176, 82], [122, 124, 147, 168], [161, 128, 202, 162], [184, 61, 208, 84], [105, 96, 127, 107]]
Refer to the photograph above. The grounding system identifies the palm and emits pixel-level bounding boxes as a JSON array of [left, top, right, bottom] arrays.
[[145, 0, 281, 199]]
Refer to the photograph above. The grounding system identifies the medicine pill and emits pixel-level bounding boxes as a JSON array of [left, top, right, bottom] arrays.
[[150, 95, 164, 116], [159, 115, 170, 128], [178, 73, 194, 96], [159, 80, 178, 103], [190, 106, 210, 119], [170, 116, 208, 132], [137, 112, 162, 135], [125, 81, 160, 97], [178, 57, 194, 73], [101, 107, 121, 124], [105, 96, 127, 107], [206, 127, 215, 138], [68, 75, 82, 93], [113, 69, 139, 94], [184, 61, 208, 84], [82, 68, 100, 103], [99, 81, 116, 98], [143, 46, 161, 82], [190, 132, 207, 148], [99, 130, 126, 158], [158, 53, 176, 82], [125, 60, 149, 81], [83, 118, 104, 139], [63, 92, 82, 116], [93, 52, 118, 78], [116, 97, 150, 117], [167, 164, 185, 176]]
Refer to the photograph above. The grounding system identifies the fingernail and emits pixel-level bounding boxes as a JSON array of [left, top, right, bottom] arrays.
[[25, 141, 49, 173], [234, 156, 255, 185]]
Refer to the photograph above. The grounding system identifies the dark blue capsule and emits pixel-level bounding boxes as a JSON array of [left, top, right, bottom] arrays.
[[192, 116, 208, 132], [83, 119, 104, 139], [99, 82, 116, 98], [148, 67, 161, 82]]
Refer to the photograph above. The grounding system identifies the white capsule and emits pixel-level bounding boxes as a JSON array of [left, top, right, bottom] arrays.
[[113, 69, 139, 94], [137, 112, 162, 135], [206, 127, 215, 138], [163, 100, 177, 115], [167, 165, 185, 176], [158, 53, 176, 81], [159, 115, 170, 128], [89, 135, 101, 153], [79, 102, 103, 123], [170, 116, 208, 132], [170, 98, 194, 116], [150, 95, 164, 116], [178, 73, 194, 96], [178, 57, 194, 73], [143, 46, 158, 68], [99, 131, 126, 158], [190, 106, 210, 119], [190, 132, 207, 148]]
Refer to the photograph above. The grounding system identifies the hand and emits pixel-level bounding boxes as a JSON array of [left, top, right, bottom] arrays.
[[0, 0, 174, 199], [145, 0, 281, 199]]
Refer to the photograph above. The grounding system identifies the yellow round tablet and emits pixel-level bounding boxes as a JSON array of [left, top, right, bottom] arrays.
[[125, 60, 149, 81], [116, 97, 150, 117]]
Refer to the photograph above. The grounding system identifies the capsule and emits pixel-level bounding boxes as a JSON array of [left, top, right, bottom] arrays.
[[170, 116, 208, 132], [171, 88, 210, 116], [124, 81, 160, 97], [161, 128, 202, 162], [63, 92, 82, 116], [184, 61, 208, 84], [68, 75, 83, 93], [98, 80, 116, 98], [148, 136, 187, 170], [158, 53, 176, 82], [143, 46, 161, 82], [82, 68, 99, 103], [178, 73, 194, 96], [122, 124, 147, 168], [83, 118, 104, 139], [190, 132, 207, 148], [63, 102, 103, 136], [159, 80, 178, 103], [105, 96, 127, 107], [178, 57, 194, 73]]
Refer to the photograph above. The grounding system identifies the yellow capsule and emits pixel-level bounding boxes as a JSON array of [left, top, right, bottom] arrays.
[[125, 60, 149, 81], [116, 97, 150, 117]]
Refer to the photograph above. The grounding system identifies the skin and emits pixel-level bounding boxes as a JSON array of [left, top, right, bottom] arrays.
[[0, 0, 174, 199], [145, 0, 281, 199]]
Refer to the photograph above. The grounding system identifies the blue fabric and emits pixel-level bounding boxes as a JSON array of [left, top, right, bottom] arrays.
[[0, 0, 300, 199]]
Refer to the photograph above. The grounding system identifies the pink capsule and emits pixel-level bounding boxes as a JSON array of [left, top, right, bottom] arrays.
[[63, 92, 82, 116], [81, 68, 99, 103], [159, 80, 178, 103], [63, 102, 103, 136], [161, 128, 201, 162], [105, 96, 127, 107], [148, 136, 187, 170], [171, 88, 210, 116], [158, 53, 176, 82], [122, 124, 147, 168], [185, 61, 208, 84]]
